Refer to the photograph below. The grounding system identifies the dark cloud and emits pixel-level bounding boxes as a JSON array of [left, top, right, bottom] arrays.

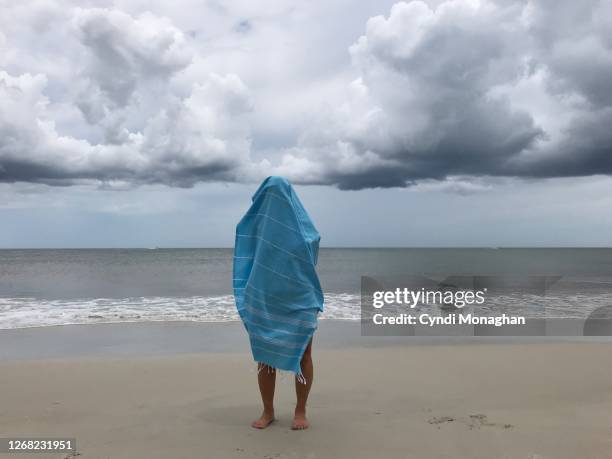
[[276, 0, 612, 189], [0, 0, 611, 190], [0, 7, 256, 188]]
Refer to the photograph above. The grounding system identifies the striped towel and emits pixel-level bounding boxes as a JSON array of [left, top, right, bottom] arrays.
[[233, 176, 324, 382]]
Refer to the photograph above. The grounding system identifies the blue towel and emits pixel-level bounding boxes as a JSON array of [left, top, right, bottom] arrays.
[[233, 176, 324, 382]]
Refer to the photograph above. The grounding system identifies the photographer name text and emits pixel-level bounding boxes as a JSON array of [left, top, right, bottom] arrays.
[[372, 313, 525, 327]]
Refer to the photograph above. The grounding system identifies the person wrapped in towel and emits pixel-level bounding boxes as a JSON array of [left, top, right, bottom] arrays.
[[233, 176, 324, 430]]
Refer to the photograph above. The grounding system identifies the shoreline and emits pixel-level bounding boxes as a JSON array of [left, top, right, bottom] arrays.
[[2, 320, 611, 361]]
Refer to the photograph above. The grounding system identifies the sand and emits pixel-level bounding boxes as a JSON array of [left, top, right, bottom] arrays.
[[1, 337, 612, 459]]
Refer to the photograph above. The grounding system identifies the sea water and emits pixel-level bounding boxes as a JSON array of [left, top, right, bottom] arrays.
[[1, 248, 612, 329]]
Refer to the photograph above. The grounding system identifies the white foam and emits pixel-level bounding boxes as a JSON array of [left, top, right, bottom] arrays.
[[0, 293, 362, 330]]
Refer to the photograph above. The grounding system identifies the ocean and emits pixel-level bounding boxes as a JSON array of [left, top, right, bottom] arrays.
[[2, 248, 612, 329]]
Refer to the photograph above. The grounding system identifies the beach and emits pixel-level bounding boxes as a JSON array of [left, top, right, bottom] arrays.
[[3, 0, 612, 454], [1, 322, 611, 459]]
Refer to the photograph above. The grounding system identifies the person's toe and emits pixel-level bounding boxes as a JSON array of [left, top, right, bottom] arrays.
[[251, 415, 274, 429], [291, 417, 309, 430]]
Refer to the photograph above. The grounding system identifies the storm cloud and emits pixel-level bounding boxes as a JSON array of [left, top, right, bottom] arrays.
[[0, 5, 256, 188], [1, 0, 611, 190], [272, 0, 612, 189]]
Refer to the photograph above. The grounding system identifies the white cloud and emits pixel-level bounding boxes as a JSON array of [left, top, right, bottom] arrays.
[[1, 0, 611, 190], [275, 0, 612, 189], [0, 4, 257, 187]]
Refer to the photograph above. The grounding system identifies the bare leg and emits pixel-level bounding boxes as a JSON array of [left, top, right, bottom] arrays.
[[292, 339, 313, 430], [251, 363, 276, 429]]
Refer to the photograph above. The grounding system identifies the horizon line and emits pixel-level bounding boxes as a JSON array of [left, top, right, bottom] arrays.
[[2, 246, 612, 250]]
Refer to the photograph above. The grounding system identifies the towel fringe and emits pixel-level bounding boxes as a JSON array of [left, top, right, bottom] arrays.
[[255, 362, 307, 385], [256, 362, 276, 375]]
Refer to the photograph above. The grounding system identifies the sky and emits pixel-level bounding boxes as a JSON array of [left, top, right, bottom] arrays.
[[1, 0, 612, 247]]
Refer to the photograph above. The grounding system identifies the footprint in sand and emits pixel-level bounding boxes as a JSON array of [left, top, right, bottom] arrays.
[[428, 416, 455, 429], [427, 414, 513, 430], [467, 413, 513, 430], [428, 415, 455, 424]]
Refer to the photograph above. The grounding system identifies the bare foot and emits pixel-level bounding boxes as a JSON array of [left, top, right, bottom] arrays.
[[291, 411, 310, 430], [251, 411, 275, 429]]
